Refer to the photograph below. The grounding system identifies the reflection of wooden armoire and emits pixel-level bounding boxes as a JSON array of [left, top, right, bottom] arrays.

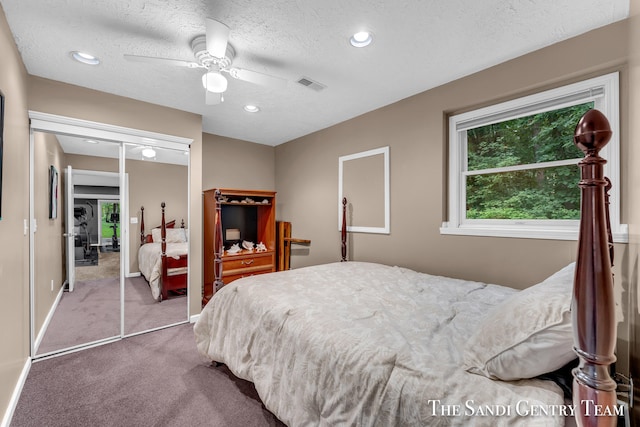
[[203, 188, 276, 306]]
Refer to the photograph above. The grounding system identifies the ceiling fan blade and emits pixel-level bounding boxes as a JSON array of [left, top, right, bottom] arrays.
[[206, 18, 230, 58], [206, 91, 223, 105], [228, 67, 287, 89], [124, 54, 201, 68]]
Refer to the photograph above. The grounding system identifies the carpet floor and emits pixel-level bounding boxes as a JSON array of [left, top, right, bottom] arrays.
[[12, 324, 286, 427], [37, 276, 187, 355]]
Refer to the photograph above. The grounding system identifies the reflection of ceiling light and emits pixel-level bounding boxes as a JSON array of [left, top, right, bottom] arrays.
[[244, 105, 260, 113], [70, 51, 100, 65], [349, 31, 373, 48], [141, 147, 156, 158], [85, 139, 98, 144], [202, 71, 228, 93]]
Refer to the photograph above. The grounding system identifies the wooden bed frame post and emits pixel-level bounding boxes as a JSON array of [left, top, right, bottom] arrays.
[[213, 189, 225, 293], [572, 109, 617, 427], [341, 197, 347, 262], [160, 202, 167, 301], [140, 206, 145, 245]]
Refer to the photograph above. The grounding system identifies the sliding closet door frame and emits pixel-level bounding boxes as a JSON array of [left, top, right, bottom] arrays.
[[28, 111, 193, 357], [28, 128, 35, 357], [119, 144, 126, 338]]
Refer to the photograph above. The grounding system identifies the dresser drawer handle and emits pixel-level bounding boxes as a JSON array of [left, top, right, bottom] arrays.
[[241, 259, 254, 266]]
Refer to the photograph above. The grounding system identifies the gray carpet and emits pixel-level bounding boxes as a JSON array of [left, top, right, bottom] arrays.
[[12, 323, 285, 427], [37, 276, 187, 355]]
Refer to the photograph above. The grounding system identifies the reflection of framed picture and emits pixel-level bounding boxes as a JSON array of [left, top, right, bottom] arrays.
[[49, 165, 58, 219], [0, 91, 4, 220]]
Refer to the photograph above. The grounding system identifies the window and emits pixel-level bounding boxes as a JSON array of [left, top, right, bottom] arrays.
[[442, 72, 626, 242]]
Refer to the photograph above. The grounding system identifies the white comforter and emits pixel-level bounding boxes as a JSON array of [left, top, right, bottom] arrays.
[[138, 242, 188, 300], [194, 262, 565, 426]]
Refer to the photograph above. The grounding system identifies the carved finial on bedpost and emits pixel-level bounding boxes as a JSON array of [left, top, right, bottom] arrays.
[[341, 197, 347, 262], [572, 109, 617, 427]]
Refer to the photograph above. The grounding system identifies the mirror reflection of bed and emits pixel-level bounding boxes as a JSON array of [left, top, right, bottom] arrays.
[[127, 202, 189, 335]]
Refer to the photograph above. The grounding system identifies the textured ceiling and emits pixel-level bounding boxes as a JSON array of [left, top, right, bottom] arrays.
[[0, 0, 630, 146]]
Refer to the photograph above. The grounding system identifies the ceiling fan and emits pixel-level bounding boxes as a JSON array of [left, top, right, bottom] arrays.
[[124, 18, 287, 105]]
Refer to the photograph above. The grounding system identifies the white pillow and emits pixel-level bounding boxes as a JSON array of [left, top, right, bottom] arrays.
[[151, 227, 186, 243], [463, 262, 576, 381]]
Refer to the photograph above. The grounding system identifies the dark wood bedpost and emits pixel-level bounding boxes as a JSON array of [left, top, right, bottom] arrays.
[[213, 189, 225, 293], [572, 109, 617, 427], [341, 197, 347, 262], [140, 206, 145, 245], [160, 202, 167, 301]]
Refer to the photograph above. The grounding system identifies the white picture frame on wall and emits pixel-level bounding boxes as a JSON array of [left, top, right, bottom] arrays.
[[338, 146, 390, 234]]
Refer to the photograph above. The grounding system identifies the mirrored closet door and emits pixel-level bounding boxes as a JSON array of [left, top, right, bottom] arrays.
[[32, 132, 122, 357], [123, 144, 189, 335], [29, 113, 192, 358]]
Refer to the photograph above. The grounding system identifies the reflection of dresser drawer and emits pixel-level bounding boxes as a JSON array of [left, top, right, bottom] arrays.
[[222, 251, 275, 285]]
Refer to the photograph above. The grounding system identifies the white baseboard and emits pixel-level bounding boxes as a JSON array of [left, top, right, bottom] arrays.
[[190, 314, 200, 323], [33, 285, 64, 354], [1, 357, 31, 427]]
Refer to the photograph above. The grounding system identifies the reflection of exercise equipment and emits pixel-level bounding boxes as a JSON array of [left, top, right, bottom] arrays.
[[74, 205, 98, 266], [106, 205, 120, 252]]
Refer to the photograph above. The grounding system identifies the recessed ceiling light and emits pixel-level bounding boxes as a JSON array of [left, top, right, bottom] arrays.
[[244, 105, 260, 113], [70, 51, 100, 65], [349, 31, 373, 48]]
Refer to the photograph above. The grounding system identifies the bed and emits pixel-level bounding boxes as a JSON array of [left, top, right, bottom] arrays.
[[138, 203, 188, 301], [194, 109, 619, 426]]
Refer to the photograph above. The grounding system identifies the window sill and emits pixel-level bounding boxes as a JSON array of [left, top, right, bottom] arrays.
[[440, 222, 628, 243]]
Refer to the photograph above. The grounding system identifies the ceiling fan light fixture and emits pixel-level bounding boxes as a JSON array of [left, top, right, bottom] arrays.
[[349, 31, 373, 48], [70, 51, 100, 65], [202, 71, 228, 93], [141, 147, 156, 159]]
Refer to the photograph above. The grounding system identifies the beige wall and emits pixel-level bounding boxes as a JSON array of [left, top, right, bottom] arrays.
[[0, 4, 30, 423], [626, 0, 640, 420], [202, 132, 275, 192], [33, 133, 65, 341], [276, 20, 629, 287], [27, 77, 204, 317]]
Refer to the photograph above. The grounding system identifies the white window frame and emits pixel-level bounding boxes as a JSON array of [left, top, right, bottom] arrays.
[[441, 72, 627, 242]]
